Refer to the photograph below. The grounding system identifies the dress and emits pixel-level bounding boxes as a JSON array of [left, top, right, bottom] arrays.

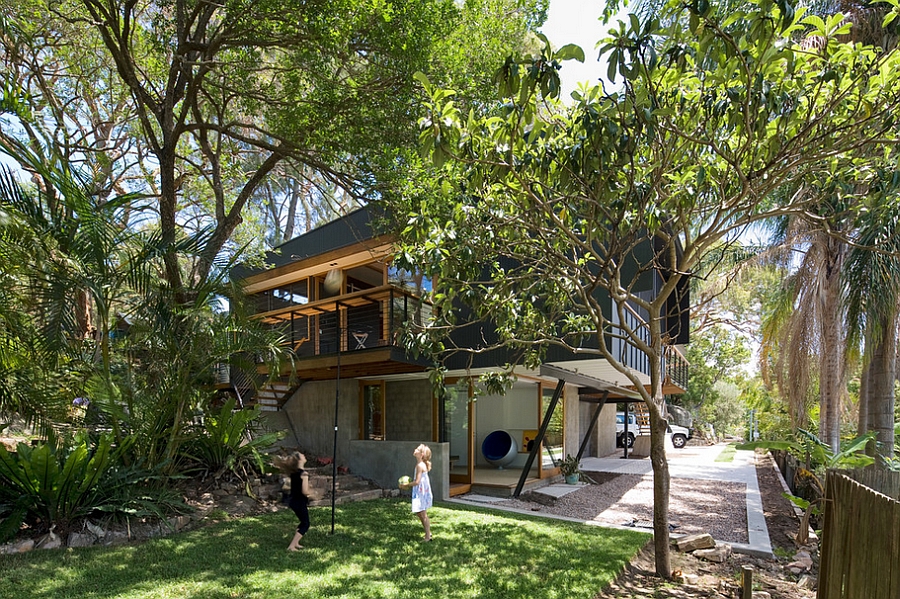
[[411, 469, 433, 513], [289, 469, 310, 535]]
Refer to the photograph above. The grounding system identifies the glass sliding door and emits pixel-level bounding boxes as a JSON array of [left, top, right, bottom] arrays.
[[444, 380, 473, 484]]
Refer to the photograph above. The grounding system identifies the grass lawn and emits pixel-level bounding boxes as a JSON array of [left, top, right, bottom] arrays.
[[715, 444, 738, 462], [0, 498, 649, 599]]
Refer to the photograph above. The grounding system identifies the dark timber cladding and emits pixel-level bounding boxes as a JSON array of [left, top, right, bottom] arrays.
[[513, 364, 641, 497]]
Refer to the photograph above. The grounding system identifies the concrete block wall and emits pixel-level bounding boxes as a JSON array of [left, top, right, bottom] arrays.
[[277, 379, 360, 465], [385, 380, 433, 441], [348, 440, 449, 501]]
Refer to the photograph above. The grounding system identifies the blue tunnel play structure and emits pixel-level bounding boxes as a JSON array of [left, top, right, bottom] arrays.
[[481, 430, 518, 469]]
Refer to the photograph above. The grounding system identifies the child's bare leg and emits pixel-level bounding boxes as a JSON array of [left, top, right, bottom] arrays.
[[417, 511, 431, 541], [288, 531, 304, 551]]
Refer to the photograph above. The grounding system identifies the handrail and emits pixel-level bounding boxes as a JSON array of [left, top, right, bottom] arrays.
[[253, 284, 430, 323]]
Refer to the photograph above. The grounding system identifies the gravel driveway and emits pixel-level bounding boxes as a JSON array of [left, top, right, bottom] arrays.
[[494, 444, 754, 544]]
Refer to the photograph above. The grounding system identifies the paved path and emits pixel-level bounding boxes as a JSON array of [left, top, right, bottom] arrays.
[[451, 444, 774, 559]]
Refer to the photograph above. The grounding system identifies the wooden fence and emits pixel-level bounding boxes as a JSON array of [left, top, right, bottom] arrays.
[[817, 469, 900, 599]]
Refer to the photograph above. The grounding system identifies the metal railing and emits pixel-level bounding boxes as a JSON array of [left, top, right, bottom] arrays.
[[612, 301, 689, 392], [252, 284, 433, 358]]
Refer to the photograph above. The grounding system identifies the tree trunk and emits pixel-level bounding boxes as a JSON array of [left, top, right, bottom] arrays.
[[647, 336, 671, 578], [867, 310, 898, 468], [818, 243, 845, 452], [857, 356, 870, 438]]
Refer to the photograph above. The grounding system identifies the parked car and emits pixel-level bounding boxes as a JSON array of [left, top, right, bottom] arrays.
[[616, 412, 692, 449]]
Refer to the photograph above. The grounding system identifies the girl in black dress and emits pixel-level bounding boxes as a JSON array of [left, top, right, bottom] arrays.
[[275, 451, 311, 551]]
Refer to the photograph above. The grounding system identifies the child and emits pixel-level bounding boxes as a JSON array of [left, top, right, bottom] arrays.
[[402, 443, 433, 541], [274, 451, 311, 551]]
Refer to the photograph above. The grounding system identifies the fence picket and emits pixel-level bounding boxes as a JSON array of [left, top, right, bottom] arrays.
[[818, 470, 900, 599]]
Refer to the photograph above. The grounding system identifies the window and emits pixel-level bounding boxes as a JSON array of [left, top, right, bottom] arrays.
[[387, 264, 432, 295], [359, 381, 385, 440]]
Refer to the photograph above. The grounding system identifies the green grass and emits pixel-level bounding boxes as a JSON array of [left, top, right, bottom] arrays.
[[715, 444, 738, 462], [0, 499, 649, 599]]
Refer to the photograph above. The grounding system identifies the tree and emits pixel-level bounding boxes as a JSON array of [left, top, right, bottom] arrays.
[[1, 0, 546, 293], [393, 0, 900, 577], [844, 201, 900, 465]]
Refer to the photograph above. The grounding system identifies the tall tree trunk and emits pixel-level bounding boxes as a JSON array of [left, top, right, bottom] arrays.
[[647, 326, 671, 579], [818, 241, 845, 452], [857, 356, 870, 437], [867, 310, 898, 468]]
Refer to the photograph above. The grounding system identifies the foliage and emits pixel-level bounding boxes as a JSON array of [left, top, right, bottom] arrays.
[[182, 398, 283, 479], [739, 428, 876, 541], [1, 0, 545, 290], [0, 501, 649, 599], [558, 454, 581, 476], [0, 432, 185, 539], [680, 324, 751, 438]]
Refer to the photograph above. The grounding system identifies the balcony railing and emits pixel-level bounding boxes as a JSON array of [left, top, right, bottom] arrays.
[[612, 301, 689, 393], [253, 284, 432, 358]]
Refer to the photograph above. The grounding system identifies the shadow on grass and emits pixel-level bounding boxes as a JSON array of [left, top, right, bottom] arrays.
[[0, 499, 649, 599]]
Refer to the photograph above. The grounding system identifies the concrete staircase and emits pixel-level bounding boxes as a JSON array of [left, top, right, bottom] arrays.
[[285, 466, 384, 506]]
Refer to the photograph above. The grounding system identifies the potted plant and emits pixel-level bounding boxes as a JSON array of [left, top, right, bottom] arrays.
[[559, 454, 581, 484]]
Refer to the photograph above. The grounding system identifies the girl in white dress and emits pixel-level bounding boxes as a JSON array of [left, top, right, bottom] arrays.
[[403, 444, 433, 541]]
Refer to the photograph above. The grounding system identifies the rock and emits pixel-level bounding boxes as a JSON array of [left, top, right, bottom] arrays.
[[101, 530, 130, 546], [789, 567, 803, 575], [797, 575, 814, 589], [67, 532, 96, 548], [676, 533, 716, 552], [786, 555, 813, 571], [35, 528, 62, 550], [168, 515, 192, 532], [693, 542, 732, 563], [11, 538, 35, 553], [85, 521, 106, 539]]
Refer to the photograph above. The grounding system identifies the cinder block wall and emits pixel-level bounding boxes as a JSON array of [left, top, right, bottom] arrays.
[[348, 440, 449, 501], [274, 379, 360, 465], [385, 380, 433, 441]]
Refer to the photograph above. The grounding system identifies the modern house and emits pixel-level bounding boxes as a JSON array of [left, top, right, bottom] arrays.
[[228, 207, 689, 500]]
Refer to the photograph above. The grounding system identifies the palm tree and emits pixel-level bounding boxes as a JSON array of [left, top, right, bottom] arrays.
[[844, 202, 900, 465]]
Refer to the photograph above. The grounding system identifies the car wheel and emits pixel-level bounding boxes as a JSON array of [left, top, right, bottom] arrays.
[[626, 433, 635, 448], [672, 433, 687, 449]]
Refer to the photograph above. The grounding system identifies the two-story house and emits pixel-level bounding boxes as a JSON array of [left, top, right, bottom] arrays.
[[229, 206, 689, 501]]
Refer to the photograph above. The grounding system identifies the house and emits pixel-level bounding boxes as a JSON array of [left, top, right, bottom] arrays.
[[229, 206, 689, 500]]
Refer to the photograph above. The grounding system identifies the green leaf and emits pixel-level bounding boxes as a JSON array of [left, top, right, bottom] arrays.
[[554, 44, 585, 63]]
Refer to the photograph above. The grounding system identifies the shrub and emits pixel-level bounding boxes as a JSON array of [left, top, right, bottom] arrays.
[[182, 398, 283, 479], [0, 432, 187, 541]]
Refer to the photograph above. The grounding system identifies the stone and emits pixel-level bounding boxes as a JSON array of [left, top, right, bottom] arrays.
[[693, 542, 732, 563], [35, 529, 62, 550], [101, 530, 130, 546], [12, 538, 35, 553], [67, 532, 96, 548], [85, 521, 106, 538], [797, 575, 814, 589], [676, 533, 716, 552]]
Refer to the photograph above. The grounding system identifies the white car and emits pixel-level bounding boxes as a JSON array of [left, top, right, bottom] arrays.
[[616, 412, 692, 449]]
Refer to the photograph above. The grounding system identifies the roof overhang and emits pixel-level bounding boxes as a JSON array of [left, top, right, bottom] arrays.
[[539, 363, 641, 399]]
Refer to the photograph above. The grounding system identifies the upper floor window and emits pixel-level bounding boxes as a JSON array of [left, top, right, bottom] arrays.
[[250, 280, 309, 314], [387, 265, 432, 296]]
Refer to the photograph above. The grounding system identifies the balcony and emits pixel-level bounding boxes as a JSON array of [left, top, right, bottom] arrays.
[[254, 284, 432, 358], [612, 301, 689, 394]]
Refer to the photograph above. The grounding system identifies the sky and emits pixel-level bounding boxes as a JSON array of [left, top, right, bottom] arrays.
[[539, 0, 624, 98]]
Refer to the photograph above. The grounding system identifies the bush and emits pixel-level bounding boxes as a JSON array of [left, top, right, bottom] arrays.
[[181, 398, 283, 479], [0, 432, 187, 541]]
